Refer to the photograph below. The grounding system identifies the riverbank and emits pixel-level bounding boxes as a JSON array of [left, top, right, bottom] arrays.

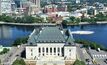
[[67, 21, 107, 25], [80, 21, 107, 25], [0, 21, 56, 26], [75, 39, 107, 51], [1, 21, 107, 26]]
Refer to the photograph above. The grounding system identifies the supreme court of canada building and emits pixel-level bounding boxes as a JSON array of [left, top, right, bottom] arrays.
[[25, 26, 76, 65]]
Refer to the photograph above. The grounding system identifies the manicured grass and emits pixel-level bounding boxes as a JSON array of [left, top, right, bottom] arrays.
[[12, 59, 26, 65], [73, 60, 86, 65], [75, 39, 107, 51]]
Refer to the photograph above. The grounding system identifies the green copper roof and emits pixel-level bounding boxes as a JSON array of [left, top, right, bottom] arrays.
[[28, 27, 66, 44]]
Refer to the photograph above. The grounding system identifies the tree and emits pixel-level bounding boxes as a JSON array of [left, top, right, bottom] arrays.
[[69, 16, 75, 22], [62, 20, 67, 25], [0, 59, 1, 65], [75, 39, 107, 51], [75, 18, 81, 23], [0, 48, 10, 55], [0, 15, 44, 23], [95, 12, 104, 18], [0, 14, 15, 22], [12, 59, 26, 65], [73, 60, 86, 65], [15, 17, 23, 23], [12, 37, 28, 46], [67, 5, 72, 12], [46, 17, 53, 23]]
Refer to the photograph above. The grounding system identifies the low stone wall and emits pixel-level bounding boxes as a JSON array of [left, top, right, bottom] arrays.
[[24, 59, 76, 65], [65, 60, 76, 65], [25, 59, 36, 65]]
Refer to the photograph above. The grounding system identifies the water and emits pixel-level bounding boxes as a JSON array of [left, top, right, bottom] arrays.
[[68, 24, 107, 47], [0, 25, 34, 46], [0, 24, 107, 47]]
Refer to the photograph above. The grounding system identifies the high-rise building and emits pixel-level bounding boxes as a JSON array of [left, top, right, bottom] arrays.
[[0, 0, 1, 15], [26, 0, 41, 15], [28, 0, 40, 9], [1, 0, 12, 14], [0, 0, 16, 15]]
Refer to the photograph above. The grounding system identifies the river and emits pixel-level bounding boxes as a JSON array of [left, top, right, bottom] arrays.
[[68, 24, 107, 47], [0, 24, 107, 47], [0, 25, 34, 46]]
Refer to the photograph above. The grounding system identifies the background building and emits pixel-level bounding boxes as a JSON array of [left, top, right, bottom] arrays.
[[43, 4, 67, 13], [43, 4, 58, 13], [87, 6, 98, 16], [1, 0, 12, 14], [0, 0, 16, 15], [27, 0, 41, 15]]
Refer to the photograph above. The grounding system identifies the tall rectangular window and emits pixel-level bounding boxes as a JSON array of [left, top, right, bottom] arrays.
[[62, 47, 64, 56], [39, 48, 41, 53], [54, 48, 56, 53], [46, 48, 48, 53], [50, 48, 52, 53], [58, 48, 60, 52], [42, 48, 44, 52]]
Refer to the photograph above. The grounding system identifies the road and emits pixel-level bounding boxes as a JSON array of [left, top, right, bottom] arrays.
[[1, 44, 25, 65], [76, 44, 85, 62], [82, 48, 94, 65], [76, 44, 95, 65]]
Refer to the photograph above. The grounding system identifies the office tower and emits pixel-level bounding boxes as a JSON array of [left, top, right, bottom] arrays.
[[0, 0, 1, 15]]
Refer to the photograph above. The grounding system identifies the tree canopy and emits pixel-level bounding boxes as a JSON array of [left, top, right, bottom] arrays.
[[0, 15, 44, 23], [73, 60, 86, 65], [12, 37, 28, 46], [75, 39, 107, 51], [0, 48, 9, 55], [12, 59, 26, 65], [62, 16, 81, 25]]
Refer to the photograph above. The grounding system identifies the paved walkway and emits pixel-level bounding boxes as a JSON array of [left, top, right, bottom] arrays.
[[76, 45, 85, 62], [1, 45, 25, 65]]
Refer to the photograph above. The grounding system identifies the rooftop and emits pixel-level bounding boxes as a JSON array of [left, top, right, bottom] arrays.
[[89, 49, 107, 59], [28, 26, 66, 45]]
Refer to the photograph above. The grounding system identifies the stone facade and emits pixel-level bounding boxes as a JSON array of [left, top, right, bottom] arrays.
[[25, 27, 76, 65]]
